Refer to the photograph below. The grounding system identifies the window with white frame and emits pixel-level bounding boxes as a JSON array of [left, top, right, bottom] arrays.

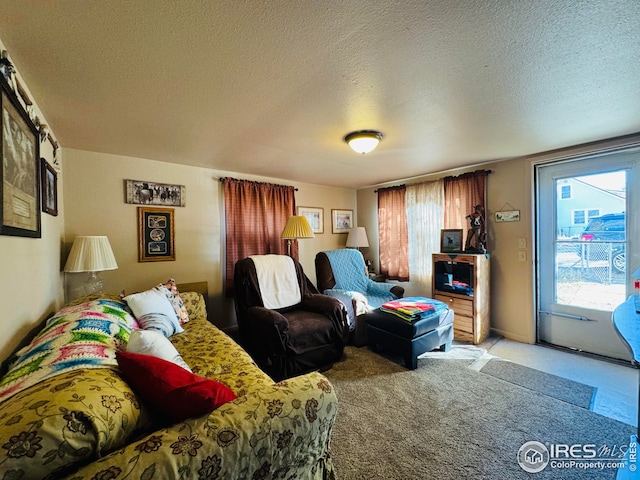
[[572, 208, 601, 226]]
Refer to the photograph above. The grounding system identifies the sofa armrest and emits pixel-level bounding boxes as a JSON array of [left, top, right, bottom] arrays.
[[60, 372, 337, 480], [0, 368, 154, 480], [180, 291, 208, 322]]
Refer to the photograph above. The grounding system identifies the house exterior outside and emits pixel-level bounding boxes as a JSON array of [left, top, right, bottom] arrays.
[[556, 178, 625, 239]]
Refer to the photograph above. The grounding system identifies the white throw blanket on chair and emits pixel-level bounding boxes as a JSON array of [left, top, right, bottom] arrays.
[[250, 255, 302, 309]]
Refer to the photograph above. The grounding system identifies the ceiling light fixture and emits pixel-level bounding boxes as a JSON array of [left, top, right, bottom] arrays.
[[344, 130, 384, 154]]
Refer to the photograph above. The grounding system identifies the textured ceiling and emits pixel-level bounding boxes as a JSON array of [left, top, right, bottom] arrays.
[[1, 1, 639, 188]]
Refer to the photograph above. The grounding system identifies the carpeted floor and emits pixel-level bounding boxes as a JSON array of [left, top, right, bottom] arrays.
[[324, 346, 635, 480]]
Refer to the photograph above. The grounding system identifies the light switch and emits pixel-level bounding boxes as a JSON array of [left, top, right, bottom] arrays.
[[518, 251, 527, 262], [518, 238, 527, 249]]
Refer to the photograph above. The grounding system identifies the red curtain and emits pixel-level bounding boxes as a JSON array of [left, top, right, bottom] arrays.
[[223, 178, 297, 296], [378, 185, 409, 281], [444, 169, 487, 247]]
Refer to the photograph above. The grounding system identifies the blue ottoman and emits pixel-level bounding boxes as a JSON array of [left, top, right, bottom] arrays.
[[365, 307, 454, 369]]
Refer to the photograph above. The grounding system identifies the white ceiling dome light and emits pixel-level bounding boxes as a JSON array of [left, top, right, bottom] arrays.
[[344, 130, 384, 154]]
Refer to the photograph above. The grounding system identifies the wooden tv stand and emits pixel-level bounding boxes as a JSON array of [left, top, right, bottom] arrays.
[[432, 253, 490, 345]]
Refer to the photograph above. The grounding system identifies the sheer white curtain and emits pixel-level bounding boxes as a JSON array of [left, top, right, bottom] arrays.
[[406, 180, 444, 291]]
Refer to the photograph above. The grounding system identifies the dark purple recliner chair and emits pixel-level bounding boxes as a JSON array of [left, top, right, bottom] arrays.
[[233, 255, 349, 381]]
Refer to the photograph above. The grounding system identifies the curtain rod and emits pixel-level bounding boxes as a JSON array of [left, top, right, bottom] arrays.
[[217, 177, 299, 191], [374, 169, 492, 193]]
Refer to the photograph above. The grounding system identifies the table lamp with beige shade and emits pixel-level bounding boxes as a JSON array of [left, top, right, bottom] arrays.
[[64, 236, 118, 295]]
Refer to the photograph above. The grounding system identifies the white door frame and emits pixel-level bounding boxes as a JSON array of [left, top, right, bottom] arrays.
[[532, 142, 639, 360]]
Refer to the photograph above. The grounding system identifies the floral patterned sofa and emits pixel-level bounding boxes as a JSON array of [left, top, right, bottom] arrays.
[[0, 284, 337, 479]]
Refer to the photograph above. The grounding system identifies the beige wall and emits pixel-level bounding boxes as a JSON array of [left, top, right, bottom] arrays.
[[356, 159, 536, 343], [295, 188, 358, 282], [62, 148, 355, 330], [0, 39, 65, 361], [357, 135, 640, 344], [485, 158, 535, 342]]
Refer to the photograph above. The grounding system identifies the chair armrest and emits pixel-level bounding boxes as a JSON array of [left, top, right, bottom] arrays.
[[244, 306, 290, 356], [61, 372, 337, 480], [301, 293, 342, 314], [390, 285, 404, 298], [301, 294, 350, 340], [324, 289, 369, 317], [366, 280, 398, 297]]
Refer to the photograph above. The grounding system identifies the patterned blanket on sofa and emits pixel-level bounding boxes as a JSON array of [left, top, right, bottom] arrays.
[[0, 298, 136, 403]]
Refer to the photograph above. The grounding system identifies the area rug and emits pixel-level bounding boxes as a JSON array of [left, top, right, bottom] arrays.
[[418, 336, 502, 362], [479, 358, 597, 409], [324, 346, 635, 480], [418, 342, 491, 361]]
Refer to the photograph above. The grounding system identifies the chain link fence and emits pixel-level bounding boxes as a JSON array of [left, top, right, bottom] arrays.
[[556, 241, 625, 285]]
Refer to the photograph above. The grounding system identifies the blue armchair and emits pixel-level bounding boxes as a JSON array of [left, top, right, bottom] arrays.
[[315, 249, 404, 346]]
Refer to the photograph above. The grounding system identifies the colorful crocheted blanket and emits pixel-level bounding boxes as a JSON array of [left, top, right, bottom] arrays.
[[0, 298, 137, 403]]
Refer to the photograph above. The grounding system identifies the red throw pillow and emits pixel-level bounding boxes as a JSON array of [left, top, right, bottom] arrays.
[[116, 350, 236, 422]]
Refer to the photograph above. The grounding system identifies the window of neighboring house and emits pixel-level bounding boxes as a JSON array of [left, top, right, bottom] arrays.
[[573, 210, 585, 225], [572, 208, 601, 225], [587, 209, 600, 220], [560, 184, 572, 200]]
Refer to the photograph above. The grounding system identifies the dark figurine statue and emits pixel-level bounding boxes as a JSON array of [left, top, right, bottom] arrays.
[[464, 204, 486, 253]]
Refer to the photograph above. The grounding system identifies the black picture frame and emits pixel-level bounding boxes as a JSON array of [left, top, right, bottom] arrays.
[[0, 74, 41, 237], [138, 206, 175, 262], [441, 229, 463, 253], [41, 158, 57, 216], [125, 179, 186, 207]]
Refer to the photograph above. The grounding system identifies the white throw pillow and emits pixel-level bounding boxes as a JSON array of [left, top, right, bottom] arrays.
[[126, 329, 192, 372], [124, 289, 184, 337]]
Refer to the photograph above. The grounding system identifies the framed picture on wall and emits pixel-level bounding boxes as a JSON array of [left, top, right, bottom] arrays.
[[332, 209, 353, 234], [41, 158, 58, 216], [440, 229, 463, 253], [297, 206, 324, 234], [138, 207, 175, 262], [0, 74, 41, 237], [125, 179, 186, 207]]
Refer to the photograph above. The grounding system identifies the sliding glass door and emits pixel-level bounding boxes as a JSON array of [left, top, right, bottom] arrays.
[[536, 148, 639, 360]]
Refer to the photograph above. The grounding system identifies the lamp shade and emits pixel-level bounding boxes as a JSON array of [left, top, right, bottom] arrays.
[[281, 216, 315, 239], [64, 236, 118, 272], [344, 130, 383, 154], [346, 227, 369, 248]]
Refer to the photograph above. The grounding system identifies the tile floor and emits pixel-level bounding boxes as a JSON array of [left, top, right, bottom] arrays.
[[483, 338, 637, 427]]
